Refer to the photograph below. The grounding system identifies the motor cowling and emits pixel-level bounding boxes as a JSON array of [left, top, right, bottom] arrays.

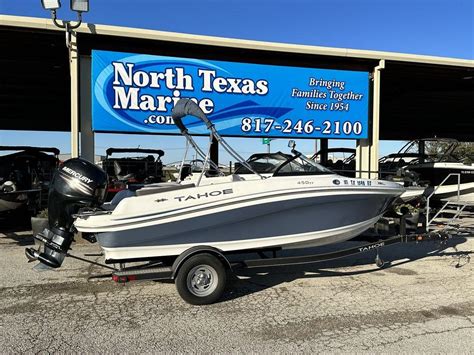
[[32, 158, 108, 268]]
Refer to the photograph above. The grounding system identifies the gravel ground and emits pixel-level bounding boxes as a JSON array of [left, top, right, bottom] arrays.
[[0, 228, 473, 353]]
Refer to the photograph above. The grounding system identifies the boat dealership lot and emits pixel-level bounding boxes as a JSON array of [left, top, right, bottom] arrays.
[[1, 230, 473, 353]]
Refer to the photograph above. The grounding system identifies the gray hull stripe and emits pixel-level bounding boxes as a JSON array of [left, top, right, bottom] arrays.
[[97, 193, 396, 249], [110, 186, 401, 226]]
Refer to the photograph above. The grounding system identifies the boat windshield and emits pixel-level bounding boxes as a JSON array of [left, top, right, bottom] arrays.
[[235, 152, 333, 176], [401, 139, 462, 164]]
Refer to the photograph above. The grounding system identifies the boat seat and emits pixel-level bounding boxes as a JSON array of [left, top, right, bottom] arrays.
[[231, 174, 245, 181], [135, 183, 196, 196], [102, 189, 136, 211]]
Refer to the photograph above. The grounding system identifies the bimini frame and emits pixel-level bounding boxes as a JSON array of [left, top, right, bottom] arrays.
[[171, 99, 264, 184]]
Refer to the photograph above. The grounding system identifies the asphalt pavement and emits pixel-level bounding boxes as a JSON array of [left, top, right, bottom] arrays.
[[0, 227, 473, 353]]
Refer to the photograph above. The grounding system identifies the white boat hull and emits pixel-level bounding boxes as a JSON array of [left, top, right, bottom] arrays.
[[405, 162, 474, 203], [435, 183, 474, 203], [398, 186, 426, 203], [101, 216, 381, 260], [75, 174, 404, 262]]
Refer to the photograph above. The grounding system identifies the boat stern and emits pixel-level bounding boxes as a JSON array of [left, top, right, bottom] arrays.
[[25, 158, 108, 268]]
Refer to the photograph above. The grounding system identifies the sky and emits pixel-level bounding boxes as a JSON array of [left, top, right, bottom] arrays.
[[0, 0, 473, 163]]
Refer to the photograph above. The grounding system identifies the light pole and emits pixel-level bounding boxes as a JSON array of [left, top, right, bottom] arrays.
[[40, 0, 90, 158]]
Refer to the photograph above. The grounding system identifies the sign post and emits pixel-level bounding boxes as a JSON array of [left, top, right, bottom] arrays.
[[262, 138, 272, 153]]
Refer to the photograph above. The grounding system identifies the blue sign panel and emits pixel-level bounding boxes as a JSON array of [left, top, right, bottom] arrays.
[[92, 50, 369, 139]]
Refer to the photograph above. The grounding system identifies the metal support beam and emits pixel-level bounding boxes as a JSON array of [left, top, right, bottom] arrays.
[[210, 135, 219, 171], [419, 140, 425, 164], [69, 29, 80, 158], [79, 56, 95, 163], [356, 139, 371, 178], [369, 59, 385, 179], [356, 59, 385, 179], [320, 139, 328, 165]]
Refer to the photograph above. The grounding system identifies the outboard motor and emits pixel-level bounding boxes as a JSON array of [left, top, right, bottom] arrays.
[[26, 158, 107, 268]]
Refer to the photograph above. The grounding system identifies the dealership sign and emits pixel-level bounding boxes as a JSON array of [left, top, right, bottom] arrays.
[[92, 50, 369, 138]]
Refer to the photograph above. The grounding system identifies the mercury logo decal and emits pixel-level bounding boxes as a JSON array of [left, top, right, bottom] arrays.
[[174, 188, 233, 202], [61, 166, 93, 184]]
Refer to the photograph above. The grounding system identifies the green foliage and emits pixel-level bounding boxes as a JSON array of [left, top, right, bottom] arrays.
[[425, 141, 452, 157], [425, 141, 474, 162], [453, 143, 474, 162]]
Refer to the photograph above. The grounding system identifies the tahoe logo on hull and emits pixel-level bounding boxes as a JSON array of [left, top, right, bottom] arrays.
[[358, 242, 385, 252], [174, 188, 233, 202]]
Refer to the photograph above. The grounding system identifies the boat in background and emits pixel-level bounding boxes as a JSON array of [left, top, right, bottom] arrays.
[[163, 159, 230, 181], [0, 146, 59, 215], [97, 148, 165, 200], [393, 138, 474, 203], [311, 147, 356, 177], [308, 147, 425, 204]]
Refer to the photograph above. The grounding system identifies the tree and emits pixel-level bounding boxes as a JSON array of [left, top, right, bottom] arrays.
[[425, 140, 474, 162]]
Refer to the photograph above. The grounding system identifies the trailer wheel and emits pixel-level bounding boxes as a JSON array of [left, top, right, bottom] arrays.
[[175, 253, 227, 305]]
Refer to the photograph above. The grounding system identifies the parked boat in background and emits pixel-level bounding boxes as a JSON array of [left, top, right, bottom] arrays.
[[97, 148, 165, 200], [309, 147, 425, 204], [0, 146, 59, 216], [311, 147, 356, 177], [395, 138, 474, 203]]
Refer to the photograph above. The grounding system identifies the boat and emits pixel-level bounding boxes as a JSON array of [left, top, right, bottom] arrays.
[[311, 147, 356, 177], [392, 138, 474, 203], [233, 152, 292, 174], [163, 159, 231, 181], [0, 146, 59, 215], [97, 148, 165, 200], [309, 147, 425, 203], [26, 99, 404, 270]]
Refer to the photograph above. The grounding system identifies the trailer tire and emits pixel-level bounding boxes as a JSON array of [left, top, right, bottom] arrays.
[[175, 253, 226, 305]]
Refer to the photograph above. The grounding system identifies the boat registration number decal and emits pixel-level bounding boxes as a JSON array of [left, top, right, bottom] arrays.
[[339, 179, 372, 186]]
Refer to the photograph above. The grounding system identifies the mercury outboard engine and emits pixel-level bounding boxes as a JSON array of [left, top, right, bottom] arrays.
[[26, 158, 107, 268]]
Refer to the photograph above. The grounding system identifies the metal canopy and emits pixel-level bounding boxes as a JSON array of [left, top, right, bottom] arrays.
[[0, 16, 473, 141], [380, 62, 473, 140], [105, 148, 164, 157], [0, 27, 69, 131], [0, 146, 60, 155]]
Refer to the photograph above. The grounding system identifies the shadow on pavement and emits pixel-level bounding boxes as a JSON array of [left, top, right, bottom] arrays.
[[221, 236, 472, 303], [0, 211, 34, 246], [1, 231, 34, 246]]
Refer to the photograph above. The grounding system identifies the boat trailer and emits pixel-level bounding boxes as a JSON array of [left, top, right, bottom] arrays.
[[108, 230, 454, 278], [26, 215, 472, 305]]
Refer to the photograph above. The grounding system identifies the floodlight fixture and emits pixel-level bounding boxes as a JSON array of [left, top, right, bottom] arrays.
[[39, 0, 90, 159], [70, 0, 89, 13], [40, 0, 89, 30], [41, 0, 61, 10]]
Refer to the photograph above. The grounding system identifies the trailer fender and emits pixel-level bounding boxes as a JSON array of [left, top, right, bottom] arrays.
[[171, 246, 232, 279]]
